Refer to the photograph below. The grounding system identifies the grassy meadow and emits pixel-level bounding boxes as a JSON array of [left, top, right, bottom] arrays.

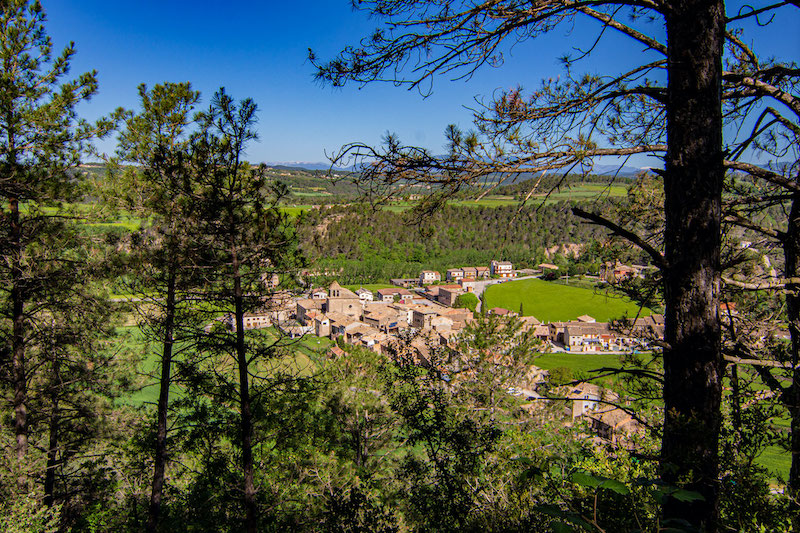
[[534, 352, 624, 376], [343, 283, 397, 294], [121, 325, 332, 407], [483, 278, 651, 322]]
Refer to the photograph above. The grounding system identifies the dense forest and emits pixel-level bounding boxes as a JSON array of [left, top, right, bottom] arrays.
[[296, 202, 650, 283]]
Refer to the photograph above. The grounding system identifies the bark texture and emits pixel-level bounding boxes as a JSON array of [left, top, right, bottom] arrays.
[[661, 0, 726, 529], [233, 253, 257, 533], [146, 268, 176, 532], [10, 194, 29, 493]]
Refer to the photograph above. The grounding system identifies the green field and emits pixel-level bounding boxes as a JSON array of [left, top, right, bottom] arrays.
[[534, 352, 791, 482], [483, 278, 650, 322], [291, 191, 332, 197], [343, 283, 396, 293], [759, 445, 790, 482], [535, 352, 624, 375], [122, 326, 331, 406], [534, 352, 625, 389], [279, 205, 313, 217], [381, 184, 628, 211]]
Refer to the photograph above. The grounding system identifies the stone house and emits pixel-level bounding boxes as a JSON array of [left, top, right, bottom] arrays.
[[296, 299, 324, 325], [327, 281, 361, 319], [437, 287, 463, 307], [563, 322, 615, 351], [446, 268, 464, 282], [377, 287, 414, 302], [475, 266, 490, 279]]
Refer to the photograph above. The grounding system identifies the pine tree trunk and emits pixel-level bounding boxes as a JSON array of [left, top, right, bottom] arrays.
[[661, 1, 725, 530], [233, 251, 257, 533], [784, 190, 800, 531], [44, 392, 59, 507], [146, 267, 177, 532], [10, 196, 29, 493]]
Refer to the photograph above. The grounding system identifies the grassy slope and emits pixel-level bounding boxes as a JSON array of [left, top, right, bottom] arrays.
[[535, 352, 624, 375], [280, 205, 314, 217], [535, 352, 790, 482], [483, 278, 651, 322], [759, 446, 790, 482], [123, 325, 331, 407]]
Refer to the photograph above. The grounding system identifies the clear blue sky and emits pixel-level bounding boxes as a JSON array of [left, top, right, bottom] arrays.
[[45, 1, 799, 166]]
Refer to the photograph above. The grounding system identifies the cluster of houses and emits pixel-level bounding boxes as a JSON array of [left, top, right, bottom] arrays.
[[236, 276, 666, 357], [565, 383, 642, 445], [232, 277, 664, 446], [598, 260, 657, 283], [286, 282, 474, 354], [444, 260, 515, 282], [545, 314, 665, 352], [414, 260, 516, 287]]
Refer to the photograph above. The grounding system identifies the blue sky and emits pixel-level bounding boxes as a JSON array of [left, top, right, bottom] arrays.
[[45, 1, 799, 166]]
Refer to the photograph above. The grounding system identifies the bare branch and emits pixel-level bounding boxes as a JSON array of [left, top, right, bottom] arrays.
[[572, 207, 666, 269], [723, 355, 795, 369], [724, 160, 800, 192], [723, 69, 800, 118], [722, 275, 800, 290], [723, 212, 785, 240], [578, 7, 667, 54]]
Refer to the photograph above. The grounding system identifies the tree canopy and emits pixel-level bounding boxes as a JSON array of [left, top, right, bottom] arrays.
[[311, 1, 799, 528]]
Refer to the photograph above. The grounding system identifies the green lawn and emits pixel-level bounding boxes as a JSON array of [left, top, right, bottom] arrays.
[[535, 352, 624, 375], [380, 186, 628, 211], [758, 446, 790, 482], [84, 218, 142, 231], [534, 352, 791, 482], [534, 352, 625, 388], [291, 190, 332, 197], [280, 205, 313, 217], [483, 278, 650, 322], [344, 283, 397, 293]]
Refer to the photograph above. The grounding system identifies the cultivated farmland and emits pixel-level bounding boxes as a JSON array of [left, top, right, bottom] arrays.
[[483, 278, 651, 322]]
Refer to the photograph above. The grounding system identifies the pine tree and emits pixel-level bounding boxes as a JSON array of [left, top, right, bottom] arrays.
[[184, 89, 301, 532], [112, 81, 202, 531], [0, 0, 111, 493]]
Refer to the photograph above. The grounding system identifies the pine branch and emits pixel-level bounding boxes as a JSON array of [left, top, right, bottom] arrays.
[[572, 207, 666, 269]]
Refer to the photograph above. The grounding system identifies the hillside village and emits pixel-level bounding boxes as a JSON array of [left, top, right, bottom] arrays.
[[226, 260, 671, 445], [3, 1, 797, 530], [239, 260, 666, 356]]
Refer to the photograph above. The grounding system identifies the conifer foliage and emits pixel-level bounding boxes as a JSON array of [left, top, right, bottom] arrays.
[[0, 0, 115, 504]]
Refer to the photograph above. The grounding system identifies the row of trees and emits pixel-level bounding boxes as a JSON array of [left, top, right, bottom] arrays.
[[106, 84, 305, 532], [0, 2, 300, 530], [296, 201, 646, 284]]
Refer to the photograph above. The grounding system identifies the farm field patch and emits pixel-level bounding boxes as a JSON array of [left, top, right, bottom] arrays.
[[483, 278, 651, 322]]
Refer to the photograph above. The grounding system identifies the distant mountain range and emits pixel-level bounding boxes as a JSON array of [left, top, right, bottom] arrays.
[[265, 161, 352, 172], [577, 164, 654, 177], [266, 161, 655, 177]]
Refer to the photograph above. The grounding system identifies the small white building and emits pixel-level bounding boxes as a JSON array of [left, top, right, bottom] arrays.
[[419, 270, 441, 285], [355, 288, 374, 302], [569, 384, 600, 418], [310, 288, 328, 300], [490, 260, 515, 278]]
